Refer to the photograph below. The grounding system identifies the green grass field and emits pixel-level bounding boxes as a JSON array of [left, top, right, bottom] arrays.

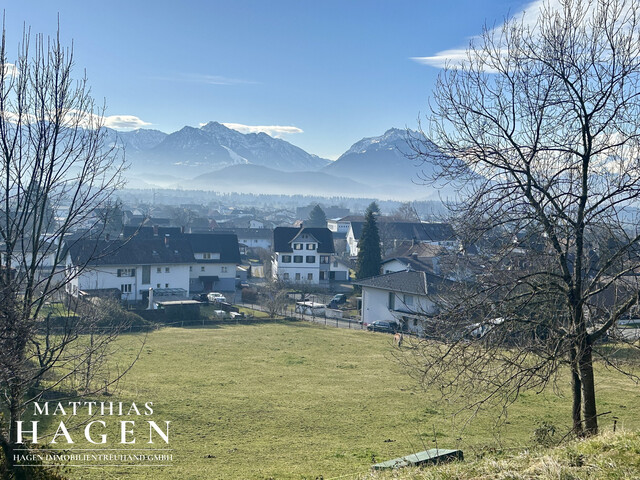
[[41, 320, 639, 479]]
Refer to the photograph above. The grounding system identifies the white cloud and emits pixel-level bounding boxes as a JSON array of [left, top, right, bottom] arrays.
[[2, 63, 18, 78], [104, 115, 152, 130], [219, 123, 303, 138], [412, 0, 559, 68]]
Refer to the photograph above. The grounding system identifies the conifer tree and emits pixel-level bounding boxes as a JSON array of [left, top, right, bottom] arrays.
[[356, 202, 381, 279]]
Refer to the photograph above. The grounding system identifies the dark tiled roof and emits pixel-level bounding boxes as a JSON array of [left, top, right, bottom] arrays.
[[355, 270, 452, 295], [273, 227, 335, 254], [181, 233, 241, 264], [354, 270, 429, 295], [67, 237, 194, 266]]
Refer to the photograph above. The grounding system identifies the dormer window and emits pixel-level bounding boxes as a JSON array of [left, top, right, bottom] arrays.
[[306, 243, 316, 250], [293, 243, 303, 250]]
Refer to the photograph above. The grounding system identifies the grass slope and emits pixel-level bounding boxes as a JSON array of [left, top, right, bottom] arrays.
[[365, 430, 640, 480], [56, 321, 638, 480]]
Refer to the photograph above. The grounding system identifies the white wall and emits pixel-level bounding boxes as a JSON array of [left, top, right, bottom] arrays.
[[361, 286, 437, 335], [72, 263, 191, 301]]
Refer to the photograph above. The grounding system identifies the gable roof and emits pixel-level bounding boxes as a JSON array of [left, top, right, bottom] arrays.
[[181, 233, 241, 264], [354, 270, 452, 295], [67, 237, 194, 266], [382, 256, 436, 274], [273, 227, 335, 254]]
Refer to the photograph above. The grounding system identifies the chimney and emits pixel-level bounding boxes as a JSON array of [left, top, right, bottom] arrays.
[[147, 287, 155, 310]]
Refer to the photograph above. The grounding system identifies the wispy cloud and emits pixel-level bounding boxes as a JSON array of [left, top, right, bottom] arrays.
[[157, 73, 257, 86], [104, 115, 152, 130], [412, 0, 557, 68], [219, 122, 303, 138], [2, 63, 18, 78]]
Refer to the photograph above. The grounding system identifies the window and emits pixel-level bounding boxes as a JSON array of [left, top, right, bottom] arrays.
[[165, 267, 170, 273], [293, 255, 303, 263], [294, 243, 303, 250], [388, 292, 395, 310], [307, 273, 313, 281], [157, 283, 161, 288], [403, 294, 414, 306], [117, 268, 135, 277], [189, 266, 193, 272], [142, 266, 151, 284], [320, 256, 330, 264], [306, 256, 315, 263], [120, 284, 132, 293], [165, 283, 169, 288], [281, 255, 292, 263], [221, 266, 228, 273], [295, 273, 301, 281], [306, 243, 316, 250], [320, 271, 326, 280], [201, 266, 205, 272], [203, 253, 211, 259], [156, 267, 162, 273], [283, 273, 290, 280], [333, 261, 339, 267]]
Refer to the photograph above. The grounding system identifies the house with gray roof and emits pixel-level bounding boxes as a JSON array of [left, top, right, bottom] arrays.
[[354, 270, 449, 335], [182, 232, 241, 292], [65, 236, 195, 302], [272, 227, 335, 285]]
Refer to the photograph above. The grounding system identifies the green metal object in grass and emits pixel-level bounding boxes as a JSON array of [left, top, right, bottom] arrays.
[[372, 449, 463, 470]]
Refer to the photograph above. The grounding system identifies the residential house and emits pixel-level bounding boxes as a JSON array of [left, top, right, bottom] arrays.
[[272, 227, 335, 285], [347, 219, 456, 257], [66, 236, 194, 302], [183, 232, 241, 292], [354, 270, 449, 336], [224, 228, 273, 252]]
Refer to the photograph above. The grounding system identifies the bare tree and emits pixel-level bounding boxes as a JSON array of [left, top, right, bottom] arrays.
[[0, 24, 132, 475], [408, 0, 640, 437]]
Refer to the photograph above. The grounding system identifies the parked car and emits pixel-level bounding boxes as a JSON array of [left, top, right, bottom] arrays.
[[191, 293, 209, 302], [366, 320, 401, 333], [328, 293, 347, 309], [207, 292, 226, 303]]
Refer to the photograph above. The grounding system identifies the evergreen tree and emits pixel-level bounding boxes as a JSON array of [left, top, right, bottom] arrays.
[[306, 204, 327, 227], [356, 202, 381, 279]]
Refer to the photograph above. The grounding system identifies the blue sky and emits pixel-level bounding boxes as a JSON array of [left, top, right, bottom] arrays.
[[3, 0, 534, 159]]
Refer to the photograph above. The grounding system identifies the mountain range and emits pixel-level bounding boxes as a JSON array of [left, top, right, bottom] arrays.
[[111, 122, 447, 200]]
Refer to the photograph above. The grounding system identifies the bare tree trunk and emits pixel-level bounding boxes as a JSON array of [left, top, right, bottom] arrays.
[[578, 342, 598, 435], [570, 347, 584, 437]]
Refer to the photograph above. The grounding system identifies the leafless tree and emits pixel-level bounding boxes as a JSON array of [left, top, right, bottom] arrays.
[[0, 24, 135, 475], [407, 0, 640, 437], [261, 279, 289, 318]]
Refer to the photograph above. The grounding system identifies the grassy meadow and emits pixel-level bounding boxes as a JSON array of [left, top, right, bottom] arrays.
[[34, 320, 639, 479]]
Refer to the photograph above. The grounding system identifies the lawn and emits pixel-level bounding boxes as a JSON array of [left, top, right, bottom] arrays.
[[42, 320, 639, 480]]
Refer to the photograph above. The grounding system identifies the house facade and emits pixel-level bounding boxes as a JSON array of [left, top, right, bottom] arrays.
[[184, 233, 241, 292], [354, 270, 442, 336], [272, 227, 334, 285], [66, 236, 194, 302]]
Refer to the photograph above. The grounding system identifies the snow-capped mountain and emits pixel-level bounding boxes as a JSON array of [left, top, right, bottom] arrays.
[[323, 128, 427, 186], [123, 121, 329, 175], [105, 128, 167, 153]]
